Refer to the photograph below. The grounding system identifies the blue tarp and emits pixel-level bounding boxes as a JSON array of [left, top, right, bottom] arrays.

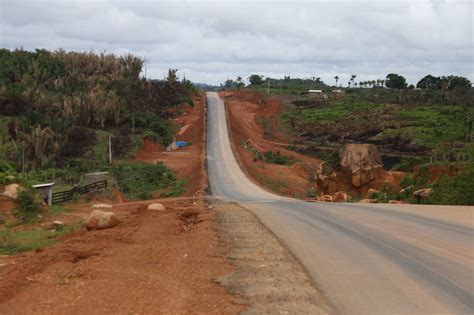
[[175, 141, 188, 148]]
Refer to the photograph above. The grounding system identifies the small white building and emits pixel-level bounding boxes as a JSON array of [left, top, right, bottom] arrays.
[[33, 182, 55, 206], [307, 90, 328, 99]]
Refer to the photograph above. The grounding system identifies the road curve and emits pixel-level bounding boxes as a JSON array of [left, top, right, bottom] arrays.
[[206, 92, 474, 314]]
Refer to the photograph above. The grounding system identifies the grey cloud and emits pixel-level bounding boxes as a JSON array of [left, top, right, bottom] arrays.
[[1, 0, 472, 85]]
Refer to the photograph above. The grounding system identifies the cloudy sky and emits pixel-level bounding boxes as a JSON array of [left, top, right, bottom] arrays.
[[1, 0, 473, 85]]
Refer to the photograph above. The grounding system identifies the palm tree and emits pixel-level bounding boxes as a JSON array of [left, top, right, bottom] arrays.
[[350, 75, 357, 88], [334, 76, 339, 87]]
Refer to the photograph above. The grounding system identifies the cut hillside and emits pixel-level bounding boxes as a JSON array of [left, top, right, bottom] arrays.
[[222, 89, 473, 204]]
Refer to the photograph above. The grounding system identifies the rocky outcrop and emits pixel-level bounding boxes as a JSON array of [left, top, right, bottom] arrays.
[[87, 210, 119, 230], [2, 183, 21, 199], [413, 188, 433, 202], [147, 203, 166, 211], [315, 162, 338, 194], [333, 191, 348, 202], [340, 144, 384, 187], [318, 195, 333, 202]]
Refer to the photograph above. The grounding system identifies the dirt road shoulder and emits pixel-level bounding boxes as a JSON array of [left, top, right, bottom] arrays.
[[210, 198, 332, 314]]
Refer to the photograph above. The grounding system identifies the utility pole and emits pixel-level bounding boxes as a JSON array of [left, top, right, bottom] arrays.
[[108, 135, 112, 164], [267, 80, 270, 94]]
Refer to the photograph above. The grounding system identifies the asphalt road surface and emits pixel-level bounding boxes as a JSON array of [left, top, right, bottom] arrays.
[[206, 92, 474, 314]]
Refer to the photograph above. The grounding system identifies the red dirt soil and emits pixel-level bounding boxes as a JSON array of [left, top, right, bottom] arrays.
[[0, 93, 243, 314], [221, 90, 321, 198], [221, 90, 404, 199], [135, 94, 207, 197], [0, 198, 243, 314]]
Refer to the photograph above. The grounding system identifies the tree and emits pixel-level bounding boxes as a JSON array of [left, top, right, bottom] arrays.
[[223, 79, 235, 88], [385, 73, 407, 89], [248, 74, 263, 85], [416, 74, 440, 89], [236, 76, 244, 88], [350, 74, 357, 88], [442, 75, 472, 89], [166, 68, 178, 83], [334, 76, 339, 87]]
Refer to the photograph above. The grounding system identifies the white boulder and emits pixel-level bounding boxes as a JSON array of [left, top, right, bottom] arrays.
[[147, 203, 166, 211], [87, 210, 119, 230], [2, 184, 21, 199]]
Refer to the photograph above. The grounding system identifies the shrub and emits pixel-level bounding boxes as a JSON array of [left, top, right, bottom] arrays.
[[15, 186, 43, 223], [134, 115, 175, 146], [427, 164, 474, 205], [111, 162, 185, 199], [262, 151, 296, 165]]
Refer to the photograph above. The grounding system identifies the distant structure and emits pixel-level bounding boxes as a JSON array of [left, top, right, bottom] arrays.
[[303, 89, 328, 99], [332, 89, 345, 100], [33, 182, 55, 206]]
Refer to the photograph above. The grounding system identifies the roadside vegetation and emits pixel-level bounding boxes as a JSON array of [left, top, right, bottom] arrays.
[[224, 72, 473, 205], [0, 48, 197, 254]]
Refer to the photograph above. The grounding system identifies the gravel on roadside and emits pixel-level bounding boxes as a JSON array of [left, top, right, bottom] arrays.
[[209, 198, 333, 314]]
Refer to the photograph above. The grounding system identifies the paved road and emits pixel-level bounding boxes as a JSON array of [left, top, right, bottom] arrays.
[[206, 92, 474, 314]]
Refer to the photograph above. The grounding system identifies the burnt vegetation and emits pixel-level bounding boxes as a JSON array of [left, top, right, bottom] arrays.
[[0, 48, 196, 198]]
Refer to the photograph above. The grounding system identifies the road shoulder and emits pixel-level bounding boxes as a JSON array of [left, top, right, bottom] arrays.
[[210, 198, 332, 314]]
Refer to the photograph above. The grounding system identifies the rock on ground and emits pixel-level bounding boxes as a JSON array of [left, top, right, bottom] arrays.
[[147, 203, 166, 211], [319, 195, 333, 202], [87, 210, 119, 230], [413, 188, 433, 199], [2, 184, 21, 199], [91, 203, 113, 209], [333, 191, 348, 202]]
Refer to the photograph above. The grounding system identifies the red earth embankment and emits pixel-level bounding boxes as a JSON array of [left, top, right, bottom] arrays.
[[135, 93, 207, 197], [221, 90, 405, 200]]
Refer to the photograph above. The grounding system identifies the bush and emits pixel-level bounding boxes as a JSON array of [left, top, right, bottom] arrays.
[[15, 186, 43, 223], [262, 151, 295, 165], [134, 115, 175, 146], [427, 164, 474, 205], [111, 162, 185, 199]]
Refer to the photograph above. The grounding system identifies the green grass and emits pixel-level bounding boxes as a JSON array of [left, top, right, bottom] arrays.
[[374, 105, 469, 148], [290, 100, 382, 125], [0, 221, 83, 255], [262, 151, 296, 165], [258, 175, 289, 193], [111, 161, 186, 199], [49, 205, 73, 215], [427, 163, 474, 205]]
